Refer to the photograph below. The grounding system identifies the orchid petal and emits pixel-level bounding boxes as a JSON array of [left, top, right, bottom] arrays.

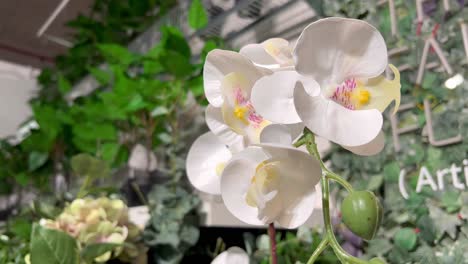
[[205, 105, 245, 148], [240, 38, 293, 68], [186, 132, 232, 195], [204, 50, 270, 107], [259, 144, 321, 228], [251, 71, 319, 124], [220, 147, 268, 226], [361, 64, 401, 114], [221, 144, 321, 228], [260, 123, 304, 146], [294, 85, 383, 147], [294, 17, 387, 87], [342, 131, 385, 156], [211, 247, 249, 264]]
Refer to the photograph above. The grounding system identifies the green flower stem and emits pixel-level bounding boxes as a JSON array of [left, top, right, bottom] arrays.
[[299, 129, 366, 264], [306, 236, 329, 264], [326, 171, 354, 193]]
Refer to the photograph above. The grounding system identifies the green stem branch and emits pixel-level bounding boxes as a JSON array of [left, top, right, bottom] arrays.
[[306, 236, 329, 264]]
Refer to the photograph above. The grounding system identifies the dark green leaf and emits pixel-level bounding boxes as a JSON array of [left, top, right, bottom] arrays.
[[28, 151, 48, 172]]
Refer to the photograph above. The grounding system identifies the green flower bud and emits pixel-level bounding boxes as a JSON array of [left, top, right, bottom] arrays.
[[341, 190, 383, 240]]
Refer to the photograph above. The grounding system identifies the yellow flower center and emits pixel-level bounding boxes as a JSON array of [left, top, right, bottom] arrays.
[[215, 162, 226, 176], [245, 161, 280, 208], [233, 105, 249, 124]]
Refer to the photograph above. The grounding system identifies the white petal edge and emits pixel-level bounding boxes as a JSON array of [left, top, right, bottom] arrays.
[[205, 104, 245, 149], [240, 43, 278, 66], [294, 17, 387, 87], [204, 50, 271, 107], [259, 144, 322, 228], [251, 71, 320, 124], [342, 130, 385, 156], [294, 85, 383, 147], [186, 132, 232, 195], [211, 247, 249, 264]]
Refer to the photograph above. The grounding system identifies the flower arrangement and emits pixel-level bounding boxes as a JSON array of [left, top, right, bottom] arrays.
[[31, 197, 146, 264], [187, 17, 402, 264]]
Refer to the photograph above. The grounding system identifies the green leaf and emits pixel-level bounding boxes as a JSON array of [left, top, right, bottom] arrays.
[[383, 162, 400, 183], [80, 243, 120, 263], [28, 151, 48, 171], [30, 224, 78, 264], [188, 0, 208, 30], [58, 75, 71, 94], [367, 174, 384, 191], [10, 219, 32, 240], [441, 191, 461, 213], [97, 44, 135, 65], [428, 202, 462, 240], [89, 67, 111, 85], [394, 228, 417, 251], [180, 225, 199, 246], [100, 142, 120, 164], [15, 172, 29, 186], [71, 153, 110, 179], [366, 238, 393, 256]]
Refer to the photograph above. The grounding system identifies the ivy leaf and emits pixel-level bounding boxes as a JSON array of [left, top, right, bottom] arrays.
[[80, 243, 120, 263], [30, 224, 78, 264], [411, 245, 438, 264], [428, 203, 462, 240], [416, 215, 437, 244], [188, 0, 208, 30], [394, 228, 418, 251], [441, 191, 461, 213]]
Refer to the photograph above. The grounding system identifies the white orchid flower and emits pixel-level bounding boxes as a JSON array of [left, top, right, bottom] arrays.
[[211, 247, 249, 264], [240, 38, 294, 69], [204, 50, 274, 146], [221, 144, 322, 228], [250, 18, 401, 156], [186, 132, 233, 195]]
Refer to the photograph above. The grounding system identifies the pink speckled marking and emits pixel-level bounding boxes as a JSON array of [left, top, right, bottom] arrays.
[[330, 78, 357, 110], [233, 87, 265, 127]]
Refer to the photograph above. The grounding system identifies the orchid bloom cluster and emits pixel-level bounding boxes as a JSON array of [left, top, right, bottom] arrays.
[[40, 197, 146, 263], [187, 17, 401, 232]]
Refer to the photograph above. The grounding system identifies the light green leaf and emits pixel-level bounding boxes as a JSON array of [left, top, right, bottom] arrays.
[[367, 174, 384, 191], [428, 202, 462, 240], [97, 44, 135, 65], [30, 224, 78, 264], [394, 228, 417, 251], [188, 0, 208, 30], [80, 243, 120, 263]]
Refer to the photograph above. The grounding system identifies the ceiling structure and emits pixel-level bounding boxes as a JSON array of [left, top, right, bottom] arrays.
[[0, 0, 94, 68]]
